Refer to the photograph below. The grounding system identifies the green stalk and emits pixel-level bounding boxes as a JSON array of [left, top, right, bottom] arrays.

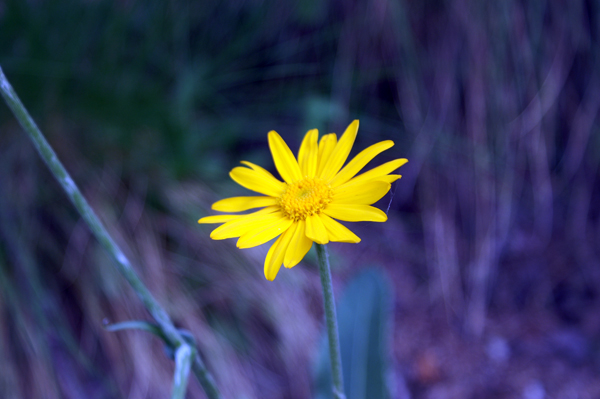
[[0, 67, 222, 399], [315, 244, 346, 399]]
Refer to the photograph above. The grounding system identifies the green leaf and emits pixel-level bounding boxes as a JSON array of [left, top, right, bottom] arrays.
[[172, 344, 195, 399], [104, 320, 165, 338]]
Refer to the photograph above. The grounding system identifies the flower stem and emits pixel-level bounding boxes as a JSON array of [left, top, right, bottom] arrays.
[[0, 67, 222, 399], [315, 244, 346, 399]]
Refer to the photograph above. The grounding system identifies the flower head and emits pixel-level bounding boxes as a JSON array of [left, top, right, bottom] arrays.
[[198, 120, 407, 280]]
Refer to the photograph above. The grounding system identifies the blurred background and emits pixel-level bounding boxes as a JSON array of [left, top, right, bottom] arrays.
[[1, 0, 600, 398]]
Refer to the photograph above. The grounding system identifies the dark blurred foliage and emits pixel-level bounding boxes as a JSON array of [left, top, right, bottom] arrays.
[[1, 0, 600, 398]]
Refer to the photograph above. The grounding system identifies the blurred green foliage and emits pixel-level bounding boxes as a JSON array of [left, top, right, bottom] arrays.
[[1, 0, 360, 182]]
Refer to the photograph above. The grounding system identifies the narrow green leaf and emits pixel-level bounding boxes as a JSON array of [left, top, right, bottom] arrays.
[[172, 344, 195, 399], [105, 320, 165, 338]]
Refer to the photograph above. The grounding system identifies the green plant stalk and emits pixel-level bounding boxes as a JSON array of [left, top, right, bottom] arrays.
[[0, 67, 222, 399], [315, 244, 346, 399]]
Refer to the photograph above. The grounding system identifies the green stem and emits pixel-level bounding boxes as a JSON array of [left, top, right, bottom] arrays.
[[0, 67, 222, 399], [192, 356, 222, 399], [315, 244, 346, 399]]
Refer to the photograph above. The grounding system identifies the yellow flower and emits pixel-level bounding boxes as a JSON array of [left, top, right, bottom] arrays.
[[198, 120, 408, 280]]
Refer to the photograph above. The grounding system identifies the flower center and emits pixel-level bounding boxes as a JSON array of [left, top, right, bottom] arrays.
[[278, 177, 333, 221]]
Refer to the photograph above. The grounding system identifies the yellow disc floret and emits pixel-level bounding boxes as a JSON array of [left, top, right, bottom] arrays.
[[278, 177, 333, 221]]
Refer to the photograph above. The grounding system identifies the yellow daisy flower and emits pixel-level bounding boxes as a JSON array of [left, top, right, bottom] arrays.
[[198, 120, 408, 280]]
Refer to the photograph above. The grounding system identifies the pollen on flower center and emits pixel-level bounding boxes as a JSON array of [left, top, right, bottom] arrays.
[[278, 177, 333, 221]]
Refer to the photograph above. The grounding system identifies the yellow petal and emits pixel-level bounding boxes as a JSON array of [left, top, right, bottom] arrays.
[[283, 220, 313, 268], [210, 207, 280, 239], [240, 161, 281, 181], [316, 133, 337, 176], [319, 120, 359, 181], [320, 214, 361, 243], [305, 214, 329, 244], [264, 225, 296, 281], [337, 158, 408, 190], [198, 214, 239, 224], [212, 196, 277, 212], [298, 129, 318, 178], [333, 181, 391, 204], [330, 140, 394, 187], [230, 166, 286, 197], [268, 130, 302, 183], [380, 174, 402, 184], [323, 204, 387, 222], [237, 217, 294, 249]]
